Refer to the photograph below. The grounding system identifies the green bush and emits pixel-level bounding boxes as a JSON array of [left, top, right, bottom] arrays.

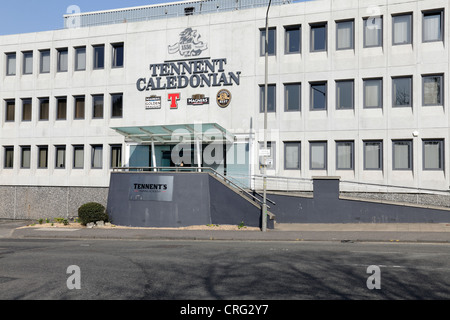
[[77, 202, 108, 226]]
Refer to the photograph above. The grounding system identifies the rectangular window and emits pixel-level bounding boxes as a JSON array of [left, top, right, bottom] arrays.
[[112, 43, 124, 68], [393, 140, 412, 170], [111, 93, 123, 118], [393, 13, 412, 45], [57, 48, 68, 72], [364, 16, 383, 47], [364, 140, 383, 170], [423, 10, 444, 42], [110, 145, 122, 168], [260, 84, 276, 113], [56, 97, 67, 120], [423, 139, 444, 170], [38, 146, 48, 169], [39, 98, 49, 121], [22, 98, 32, 121], [74, 96, 85, 119], [336, 141, 354, 170], [40, 50, 50, 74], [392, 76, 412, 107], [6, 53, 16, 76], [75, 47, 86, 71], [5, 100, 15, 122], [310, 82, 327, 110], [4, 146, 14, 168], [284, 83, 301, 111], [21, 146, 31, 169], [310, 141, 327, 170], [363, 78, 383, 108], [423, 74, 443, 106], [55, 145, 66, 169], [310, 22, 327, 52], [260, 27, 276, 56], [91, 145, 103, 169], [336, 20, 354, 50], [336, 80, 354, 109], [73, 145, 84, 169], [93, 45, 105, 69], [285, 25, 301, 54], [23, 51, 33, 75], [92, 94, 104, 119], [284, 142, 301, 170]]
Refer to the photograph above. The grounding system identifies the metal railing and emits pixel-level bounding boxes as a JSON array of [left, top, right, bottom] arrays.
[[64, 0, 292, 29], [339, 179, 450, 196], [251, 174, 314, 192]]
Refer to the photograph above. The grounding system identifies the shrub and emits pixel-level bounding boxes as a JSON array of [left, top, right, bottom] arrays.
[[78, 202, 108, 226]]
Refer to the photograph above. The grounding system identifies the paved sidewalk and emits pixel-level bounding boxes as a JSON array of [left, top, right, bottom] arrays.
[[3, 220, 450, 243]]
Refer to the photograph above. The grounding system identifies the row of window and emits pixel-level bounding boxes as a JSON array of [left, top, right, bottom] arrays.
[[260, 74, 444, 112], [2, 93, 123, 122], [1, 139, 444, 171], [4, 42, 124, 76], [2, 144, 122, 170], [262, 9, 444, 55], [265, 139, 444, 171]]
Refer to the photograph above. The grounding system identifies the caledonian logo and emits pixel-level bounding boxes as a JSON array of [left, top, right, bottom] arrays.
[[216, 89, 231, 108]]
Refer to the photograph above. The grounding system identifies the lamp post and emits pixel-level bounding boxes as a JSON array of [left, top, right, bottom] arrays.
[[262, 0, 272, 232]]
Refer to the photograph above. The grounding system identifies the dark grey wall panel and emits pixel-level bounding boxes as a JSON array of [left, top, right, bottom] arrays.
[[208, 175, 272, 229], [268, 178, 450, 223], [107, 172, 269, 228], [107, 172, 211, 228]]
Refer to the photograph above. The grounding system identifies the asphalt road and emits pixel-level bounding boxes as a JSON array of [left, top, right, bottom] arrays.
[[0, 238, 449, 303]]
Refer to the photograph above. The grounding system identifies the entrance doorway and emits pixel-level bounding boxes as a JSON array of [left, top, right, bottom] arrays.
[[128, 142, 250, 187]]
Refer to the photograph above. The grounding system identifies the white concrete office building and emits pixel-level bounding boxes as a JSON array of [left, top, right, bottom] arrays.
[[0, 0, 449, 219]]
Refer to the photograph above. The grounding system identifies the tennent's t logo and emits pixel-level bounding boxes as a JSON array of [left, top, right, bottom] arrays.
[[168, 93, 181, 109]]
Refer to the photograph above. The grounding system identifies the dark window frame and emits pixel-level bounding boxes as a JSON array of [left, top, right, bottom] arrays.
[[284, 141, 301, 170], [363, 140, 383, 170], [392, 140, 413, 170], [336, 140, 354, 170], [310, 22, 327, 52], [260, 27, 276, 56]]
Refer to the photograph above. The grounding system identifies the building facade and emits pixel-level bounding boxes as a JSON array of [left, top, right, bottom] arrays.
[[0, 0, 449, 204]]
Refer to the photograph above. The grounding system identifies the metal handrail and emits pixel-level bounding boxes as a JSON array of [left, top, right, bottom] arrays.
[[339, 179, 450, 195], [112, 166, 275, 208], [251, 174, 450, 195], [64, 0, 292, 29]]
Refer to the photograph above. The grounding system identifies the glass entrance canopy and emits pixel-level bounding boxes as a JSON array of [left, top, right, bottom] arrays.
[[112, 123, 235, 145]]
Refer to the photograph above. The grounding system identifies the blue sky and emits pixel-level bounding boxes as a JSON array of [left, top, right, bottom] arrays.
[[0, 0, 176, 35], [0, 0, 311, 35]]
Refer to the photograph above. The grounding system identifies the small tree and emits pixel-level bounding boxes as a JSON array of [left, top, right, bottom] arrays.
[[78, 202, 108, 226]]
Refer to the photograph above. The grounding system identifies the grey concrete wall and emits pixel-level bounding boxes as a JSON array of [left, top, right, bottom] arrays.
[[3, 177, 450, 225], [342, 192, 450, 209], [0, 186, 108, 220]]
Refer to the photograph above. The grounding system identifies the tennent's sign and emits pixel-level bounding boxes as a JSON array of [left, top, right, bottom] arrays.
[[136, 57, 241, 91]]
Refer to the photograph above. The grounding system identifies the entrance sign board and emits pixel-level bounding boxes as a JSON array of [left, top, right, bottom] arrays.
[[129, 175, 174, 202]]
